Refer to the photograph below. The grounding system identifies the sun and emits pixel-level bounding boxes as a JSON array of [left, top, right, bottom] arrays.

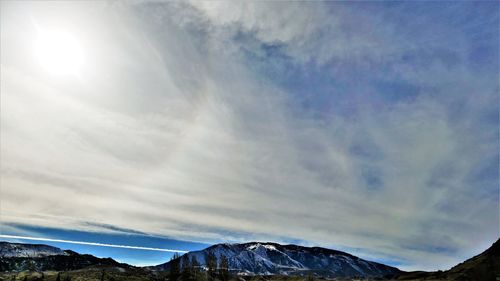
[[35, 30, 84, 76]]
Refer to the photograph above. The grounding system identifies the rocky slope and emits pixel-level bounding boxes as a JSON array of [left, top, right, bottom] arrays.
[[0, 242, 67, 258], [0, 242, 125, 272], [153, 242, 401, 278]]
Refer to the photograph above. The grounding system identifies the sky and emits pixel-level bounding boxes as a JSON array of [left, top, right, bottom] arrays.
[[0, 0, 498, 272]]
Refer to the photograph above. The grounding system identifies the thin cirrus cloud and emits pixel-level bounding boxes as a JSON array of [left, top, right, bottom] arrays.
[[0, 235, 188, 253], [0, 1, 498, 271]]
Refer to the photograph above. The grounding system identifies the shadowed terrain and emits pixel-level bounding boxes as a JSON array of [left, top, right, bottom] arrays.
[[1, 240, 499, 280]]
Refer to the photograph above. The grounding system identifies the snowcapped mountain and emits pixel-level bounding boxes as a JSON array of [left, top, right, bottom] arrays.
[[0, 241, 124, 272], [0, 241, 68, 258], [153, 242, 401, 278]]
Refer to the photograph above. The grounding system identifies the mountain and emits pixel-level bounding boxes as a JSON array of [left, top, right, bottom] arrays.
[[1, 239, 498, 281], [0, 241, 125, 272], [396, 238, 500, 281], [153, 242, 401, 278], [0, 242, 67, 258]]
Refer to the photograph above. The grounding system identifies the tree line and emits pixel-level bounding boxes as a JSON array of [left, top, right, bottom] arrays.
[[169, 252, 230, 281]]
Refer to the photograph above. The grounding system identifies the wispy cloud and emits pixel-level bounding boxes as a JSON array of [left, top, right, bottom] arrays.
[[0, 235, 188, 253]]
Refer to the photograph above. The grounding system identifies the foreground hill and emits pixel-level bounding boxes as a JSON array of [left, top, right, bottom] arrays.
[[0, 242, 126, 272], [0, 266, 158, 281], [396, 238, 500, 281], [153, 242, 401, 278]]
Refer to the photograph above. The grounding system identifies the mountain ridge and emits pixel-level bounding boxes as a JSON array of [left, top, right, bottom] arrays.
[[1, 239, 498, 281], [0, 241, 127, 272], [0, 242, 68, 258], [153, 241, 401, 278]]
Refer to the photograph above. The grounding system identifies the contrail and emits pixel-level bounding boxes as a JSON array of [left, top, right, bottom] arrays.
[[0, 234, 188, 253]]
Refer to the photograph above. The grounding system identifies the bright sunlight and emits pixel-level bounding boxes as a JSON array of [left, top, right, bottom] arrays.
[[35, 30, 84, 76]]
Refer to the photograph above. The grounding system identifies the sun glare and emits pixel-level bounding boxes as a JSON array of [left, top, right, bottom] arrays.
[[35, 30, 84, 76]]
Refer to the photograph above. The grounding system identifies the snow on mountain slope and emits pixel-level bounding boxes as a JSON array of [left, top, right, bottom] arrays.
[[0, 241, 68, 258], [0, 241, 127, 272], [153, 242, 401, 278]]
